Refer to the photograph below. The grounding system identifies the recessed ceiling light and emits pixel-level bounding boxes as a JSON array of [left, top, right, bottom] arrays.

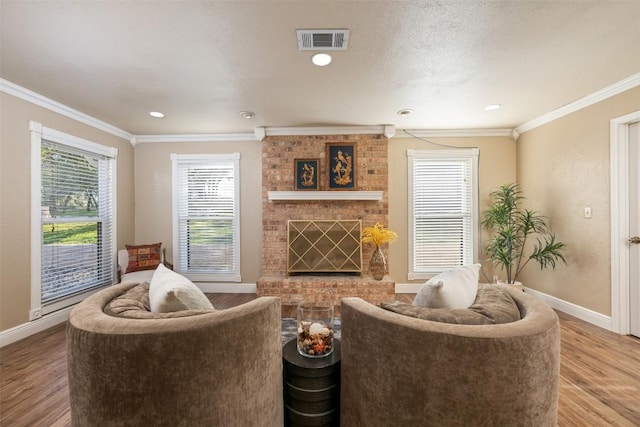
[[149, 111, 165, 118], [397, 109, 413, 117], [311, 53, 332, 66], [484, 104, 502, 111], [239, 111, 255, 119]]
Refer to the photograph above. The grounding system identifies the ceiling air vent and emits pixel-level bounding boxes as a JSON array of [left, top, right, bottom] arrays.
[[296, 29, 349, 51]]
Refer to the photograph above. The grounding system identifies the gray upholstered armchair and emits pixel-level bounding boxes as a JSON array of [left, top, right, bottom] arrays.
[[66, 282, 283, 426], [340, 286, 560, 427]]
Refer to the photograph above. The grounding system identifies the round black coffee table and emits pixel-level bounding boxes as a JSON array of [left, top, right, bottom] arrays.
[[282, 338, 341, 427]]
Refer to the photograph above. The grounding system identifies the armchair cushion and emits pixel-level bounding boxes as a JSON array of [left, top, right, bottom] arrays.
[[124, 242, 162, 273], [383, 284, 521, 325], [149, 264, 214, 313], [413, 263, 480, 309], [104, 282, 214, 319]]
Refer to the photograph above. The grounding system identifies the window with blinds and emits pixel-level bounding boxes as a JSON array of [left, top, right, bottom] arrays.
[[171, 153, 241, 282], [408, 149, 479, 279], [31, 122, 117, 314]]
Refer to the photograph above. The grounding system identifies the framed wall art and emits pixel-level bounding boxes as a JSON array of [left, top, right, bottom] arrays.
[[294, 158, 319, 190], [326, 142, 356, 190]]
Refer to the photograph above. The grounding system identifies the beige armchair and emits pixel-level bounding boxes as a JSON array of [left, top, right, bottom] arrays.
[[67, 282, 283, 426], [340, 286, 560, 427]]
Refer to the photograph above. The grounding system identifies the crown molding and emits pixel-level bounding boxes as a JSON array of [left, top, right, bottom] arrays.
[[254, 127, 266, 141], [0, 78, 132, 141], [9, 70, 637, 145], [264, 125, 390, 137], [516, 72, 640, 134], [397, 128, 515, 138], [384, 125, 396, 138], [137, 125, 508, 143], [132, 133, 259, 146]]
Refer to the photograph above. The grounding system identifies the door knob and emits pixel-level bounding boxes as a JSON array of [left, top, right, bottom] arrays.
[[630, 236, 640, 244]]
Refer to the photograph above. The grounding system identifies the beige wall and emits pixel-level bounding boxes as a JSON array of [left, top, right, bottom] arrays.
[[0, 93, 135, 332], [3, 85, 637, 333], [136, 134, 516, 286], [132, 140, 263, 283], [388, 135, 517, 283], [516, 86, 640, 316]]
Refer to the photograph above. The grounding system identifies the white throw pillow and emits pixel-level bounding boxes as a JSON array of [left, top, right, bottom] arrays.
[[412, 264, 481, 309], [149, 264, 214, 313]]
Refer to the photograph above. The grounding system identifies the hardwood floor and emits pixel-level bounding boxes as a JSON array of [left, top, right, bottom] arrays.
[[555, 311, 640, 426], [1, 293, 639, 426]]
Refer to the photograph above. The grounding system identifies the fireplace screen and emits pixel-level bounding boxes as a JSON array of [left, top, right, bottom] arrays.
[[288, 220, 362, 275]]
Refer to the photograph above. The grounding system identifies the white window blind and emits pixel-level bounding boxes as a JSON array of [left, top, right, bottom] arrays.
[[172, 153, 241, 282], [408, 149, 478, 279], [32, 124, 117, 311]]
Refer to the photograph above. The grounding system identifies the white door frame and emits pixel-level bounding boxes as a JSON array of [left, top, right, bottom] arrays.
[[610, 110, 640, 334]]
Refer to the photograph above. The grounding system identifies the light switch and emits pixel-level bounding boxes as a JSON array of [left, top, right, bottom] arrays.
[[584, 207, 592, 219]]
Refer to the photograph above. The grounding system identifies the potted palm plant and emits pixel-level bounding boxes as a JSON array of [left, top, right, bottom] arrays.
[[482, 183, 567, 285]]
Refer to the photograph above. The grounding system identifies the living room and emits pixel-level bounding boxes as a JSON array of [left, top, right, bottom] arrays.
[[1, 1, 639, 425]]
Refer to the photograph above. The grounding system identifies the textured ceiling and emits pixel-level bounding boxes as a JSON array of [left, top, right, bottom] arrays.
[[1, 0, 639, 135]]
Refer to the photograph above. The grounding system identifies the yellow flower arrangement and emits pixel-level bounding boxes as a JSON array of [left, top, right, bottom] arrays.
[[361, 223, 397, 248]]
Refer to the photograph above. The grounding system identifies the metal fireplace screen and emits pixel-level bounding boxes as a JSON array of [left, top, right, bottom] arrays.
[[287, 220, 362, 275]]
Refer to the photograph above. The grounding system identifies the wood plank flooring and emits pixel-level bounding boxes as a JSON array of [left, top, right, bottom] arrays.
[[555, 311, 640, 426], [1, 293, 639, 426]]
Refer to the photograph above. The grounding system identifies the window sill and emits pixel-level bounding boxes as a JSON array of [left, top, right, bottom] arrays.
[[181, 272, 242, 283]]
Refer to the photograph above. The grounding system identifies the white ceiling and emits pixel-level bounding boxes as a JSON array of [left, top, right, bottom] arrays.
[[1, 1, 639, 135]]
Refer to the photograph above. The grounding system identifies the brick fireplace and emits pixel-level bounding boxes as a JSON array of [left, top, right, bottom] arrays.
[[256, 133, 395, 306]]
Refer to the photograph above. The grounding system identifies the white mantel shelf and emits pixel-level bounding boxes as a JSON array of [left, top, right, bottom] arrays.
[[268, 191, 383, 201]]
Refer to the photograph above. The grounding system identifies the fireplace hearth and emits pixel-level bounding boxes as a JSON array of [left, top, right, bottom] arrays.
[[256, 274, 395, 306], [259, 133, 391, 305]]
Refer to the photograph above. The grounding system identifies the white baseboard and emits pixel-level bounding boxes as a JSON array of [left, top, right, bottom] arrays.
[[395, 283, 614, 332], [0, 283, 256, 348], [0, 306, 72, 348], [522, 287, 613, 331], [0, 283, 615, 348], [198, 282, 257, 293]]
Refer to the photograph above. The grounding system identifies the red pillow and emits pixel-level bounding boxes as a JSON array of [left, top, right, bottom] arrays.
[[125, 243, 162, 273]]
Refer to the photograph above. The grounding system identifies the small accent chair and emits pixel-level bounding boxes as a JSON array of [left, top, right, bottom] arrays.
[[117, 246, 171, 283], [67, 281, 283, 427], [340, 286, 560, 427]]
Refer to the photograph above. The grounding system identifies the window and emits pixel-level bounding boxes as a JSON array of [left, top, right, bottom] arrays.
[[408, 148, 479, 280], [172, 153, 241, 282], [30, 122, 117, 315]]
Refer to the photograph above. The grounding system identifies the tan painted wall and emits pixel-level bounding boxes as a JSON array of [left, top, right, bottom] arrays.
[[132, 140, 263, 283], [0, 93, 135, 332], [3, 85, 635, 332], [135, 135, 515, 286], [516, 86, 640, 316], [388, 135, 517, 283]]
